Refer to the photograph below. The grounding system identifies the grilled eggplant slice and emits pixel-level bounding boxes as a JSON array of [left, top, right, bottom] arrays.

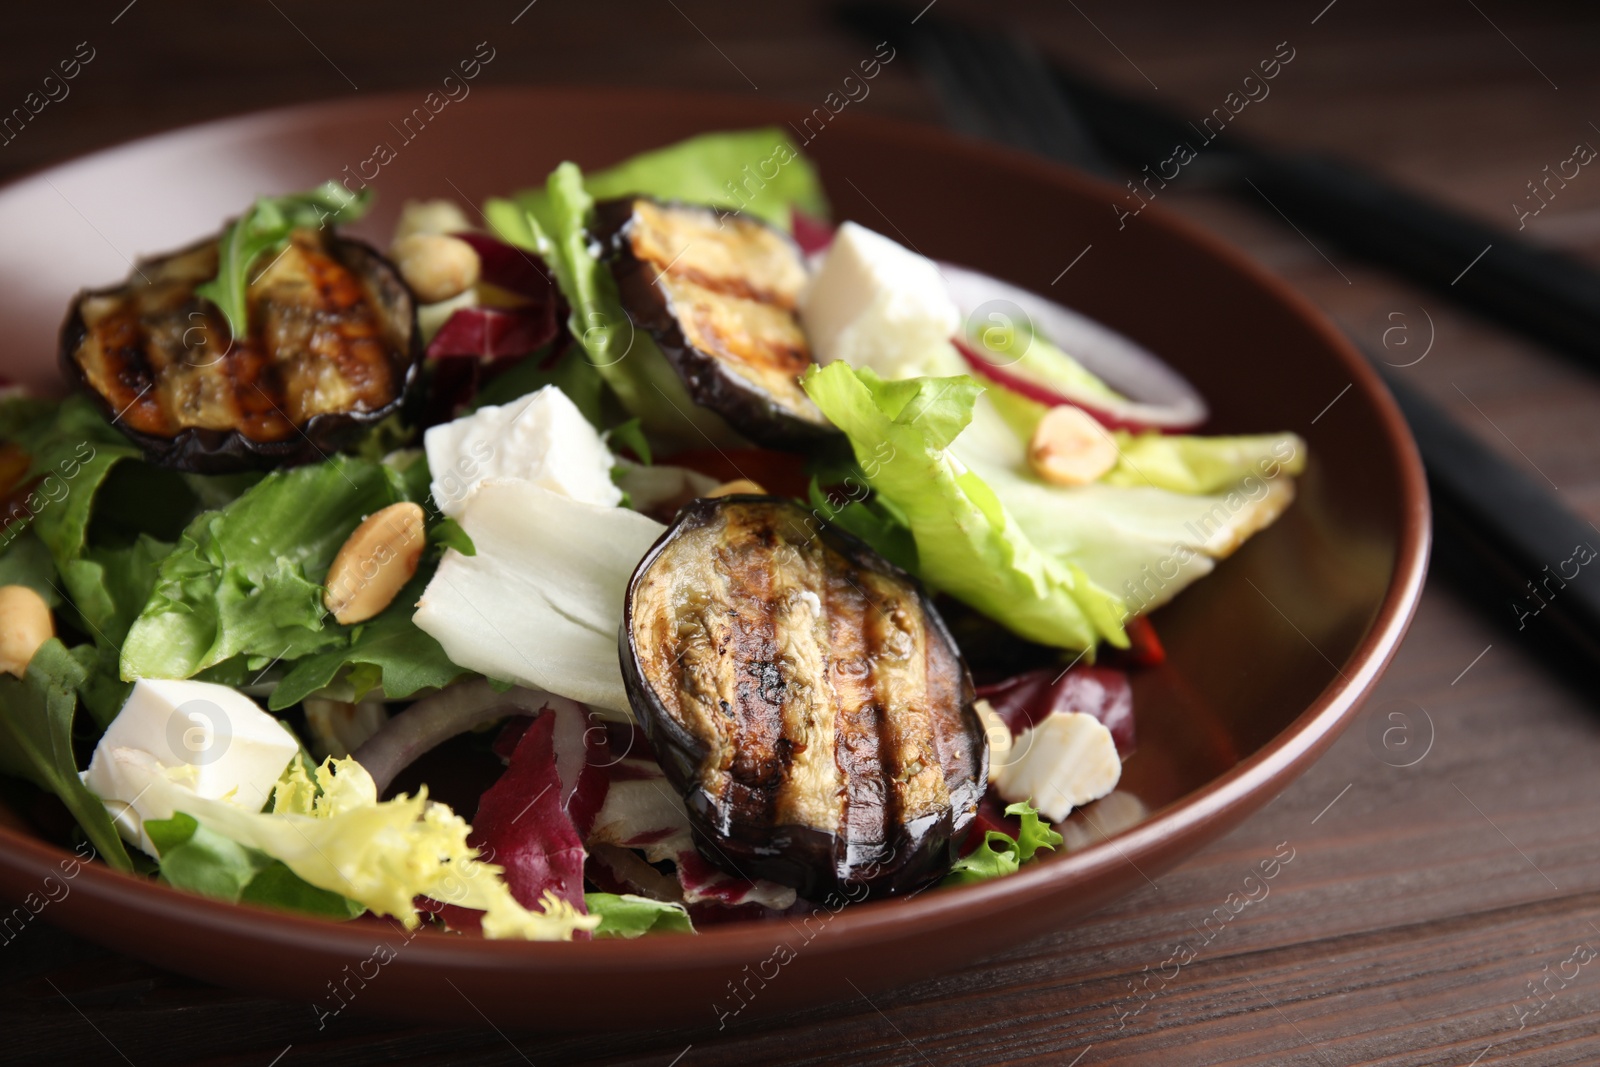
[[593, 197, 837, 449], [621, 496, 986, 897], [61, 228, 420, 472]]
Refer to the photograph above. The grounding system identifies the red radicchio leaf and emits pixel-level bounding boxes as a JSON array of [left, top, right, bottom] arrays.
[[427, 233, 558, 360], [430, 699, 610, 936], [976, 666, 1136, 758], [425, 305, 559, 361], [791, 211, 837, 256], [453, 232, 554, 299]]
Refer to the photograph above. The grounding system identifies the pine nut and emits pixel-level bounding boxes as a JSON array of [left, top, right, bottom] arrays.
[[0, 585, 53, 678], [706, 478, 767, 498], [324, 502, 427, 625], [391, 233, 480, 304], [1028, 405, 1119, 487]]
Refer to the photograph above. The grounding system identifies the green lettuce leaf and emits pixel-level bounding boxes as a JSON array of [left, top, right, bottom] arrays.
[[802, 362, 1128, 651], [585, 892, 694, 938], [196, 181, 374, 340], [145, 811, 364, 920], [1102, 430, 1306, 495], [0, 531, 61, 607], [63, 534, 174, 726], [950, 394, 1306, 615], [268, 564, 468, 710], [941, 801, 1062, 887], [120, 456, 403, 681], [0, 640, 132, 871], [486, 127, 826, 244], [10, 395, 141, 566]]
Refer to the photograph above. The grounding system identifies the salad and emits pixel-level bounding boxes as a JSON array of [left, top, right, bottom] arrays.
[[0, 128, 1305, 940]]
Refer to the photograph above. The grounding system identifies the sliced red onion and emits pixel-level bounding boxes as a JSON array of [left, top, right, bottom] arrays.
[[976, 666, 1136, 758], [352, 678, 556, 795], [943, 263, 1207, 432]]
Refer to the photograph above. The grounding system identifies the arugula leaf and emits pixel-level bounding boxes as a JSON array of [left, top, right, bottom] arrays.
[[120, 456, 401, 681], [268, 565, 468, 710], [941, 801, 1062, 887], [430, 518, 476, 558], [585, 893, 694, 938], [145, 811, 364, 920], [0, 640, 132, 871], [195, 182, 374, 340], [467, 346, 607, 428], [605, 418, 652, 466]]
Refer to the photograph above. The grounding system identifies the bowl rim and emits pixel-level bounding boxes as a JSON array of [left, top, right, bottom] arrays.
[[0, 85, 1430, 970]]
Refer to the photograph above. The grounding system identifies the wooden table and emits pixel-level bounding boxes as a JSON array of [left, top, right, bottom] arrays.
[[4, 1, 1598, 1063]]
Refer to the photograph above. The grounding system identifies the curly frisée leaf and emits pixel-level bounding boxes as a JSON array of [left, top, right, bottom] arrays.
[[941, 801, 1062, 887], [105, 751, 597, 939]]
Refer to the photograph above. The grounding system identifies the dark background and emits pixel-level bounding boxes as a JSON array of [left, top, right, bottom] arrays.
[[3, 1, 1600, 1064]]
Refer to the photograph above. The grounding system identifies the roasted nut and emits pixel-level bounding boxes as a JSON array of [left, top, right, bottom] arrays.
[[973, 698, 1011, 783], [1028, 405, 1119, 487], [0, 585, 54, 678], [705, 478, 767, 498], [392, 233, 481, 304], [324, 502, 427, 624]]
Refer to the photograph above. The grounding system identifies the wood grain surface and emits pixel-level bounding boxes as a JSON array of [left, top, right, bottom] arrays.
[[2, 1, 1599, 1063]]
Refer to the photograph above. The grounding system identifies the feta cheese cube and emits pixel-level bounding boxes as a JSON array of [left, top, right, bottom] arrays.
[[992, 711, 1122, 822], [800, 221, 963, 379], [82, 679, 301, 854], [425, 385, 621, 517]]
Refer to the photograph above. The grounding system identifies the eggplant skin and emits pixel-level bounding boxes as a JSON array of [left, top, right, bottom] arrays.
[[621, 496, 986, 898], [60, 230, 421, 473], [593, 197, 838, 451]]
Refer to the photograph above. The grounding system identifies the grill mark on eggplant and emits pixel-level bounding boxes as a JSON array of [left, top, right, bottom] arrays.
[[594, 197, 838, 450], [824, 560, 893, 877], [61, 228, 419, 472], [622, 497, 985, 896], [720, 530, 789, 834]]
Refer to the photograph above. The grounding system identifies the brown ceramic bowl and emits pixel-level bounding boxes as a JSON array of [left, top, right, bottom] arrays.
[[0, 88, 1428, 1029]]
